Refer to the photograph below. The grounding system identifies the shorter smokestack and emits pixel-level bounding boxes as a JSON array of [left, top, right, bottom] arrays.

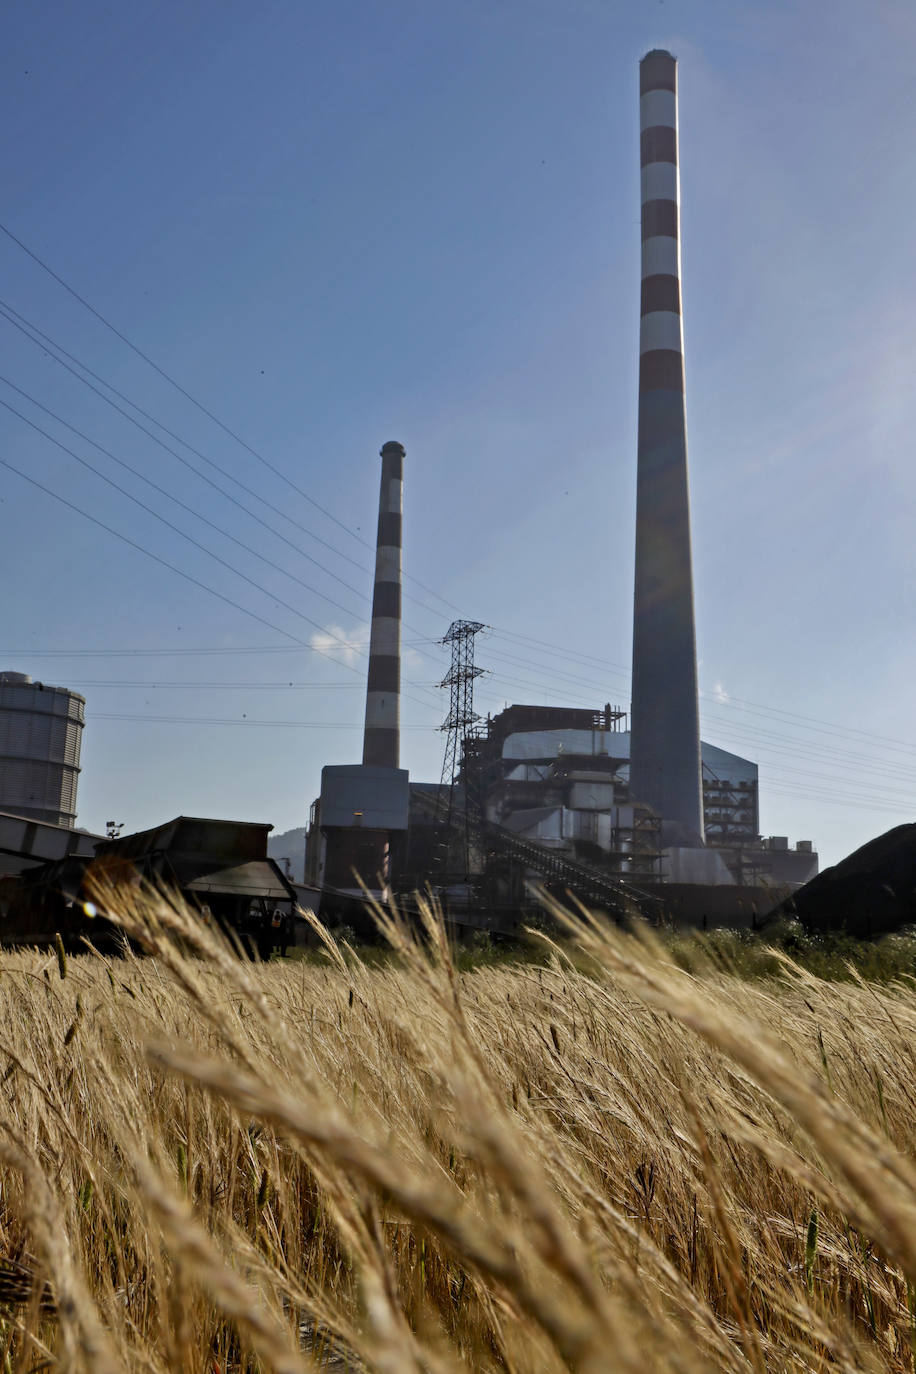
[[362, 441, 404, 769]]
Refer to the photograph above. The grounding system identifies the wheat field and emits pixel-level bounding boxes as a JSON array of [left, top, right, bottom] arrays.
[[0, 887, 913, 1372]]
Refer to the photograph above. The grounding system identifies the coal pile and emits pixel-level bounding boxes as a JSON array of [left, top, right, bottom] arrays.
[[779, 823, 916, 938]]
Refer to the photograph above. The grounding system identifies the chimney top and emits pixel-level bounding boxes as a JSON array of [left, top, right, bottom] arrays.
[[640, 49, 677, 95], [380, 441, 406, 457]]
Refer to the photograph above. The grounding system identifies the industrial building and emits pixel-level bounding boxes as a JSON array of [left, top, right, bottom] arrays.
[[0, 672, 85, 826], [0, 809, 97, 880], [0, 51, 829, 947], [0, 814, 300, 952], [445, 703, 816, 891], [304, 51, 820, 929]]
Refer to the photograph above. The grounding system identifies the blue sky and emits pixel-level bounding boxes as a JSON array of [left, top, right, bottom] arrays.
[[1, 0, 914, 868]]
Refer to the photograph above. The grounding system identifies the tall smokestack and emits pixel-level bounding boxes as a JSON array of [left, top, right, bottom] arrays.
[[362, 440, 404, 769], [629, 50, 704, 846]]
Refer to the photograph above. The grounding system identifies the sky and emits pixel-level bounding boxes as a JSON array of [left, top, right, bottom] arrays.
[[1, 0, 914, 870]]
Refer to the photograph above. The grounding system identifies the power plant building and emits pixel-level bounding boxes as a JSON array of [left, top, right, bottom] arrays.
[[461, 704, 817, 892], [306, 53, 820, 924], [0, 672, 85, 827]]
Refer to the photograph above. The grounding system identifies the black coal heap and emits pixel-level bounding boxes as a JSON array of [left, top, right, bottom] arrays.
[[780, 823, 916, 938]]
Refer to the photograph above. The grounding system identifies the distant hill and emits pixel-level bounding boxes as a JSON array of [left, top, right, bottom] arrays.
[[267, 826, 307, 882]]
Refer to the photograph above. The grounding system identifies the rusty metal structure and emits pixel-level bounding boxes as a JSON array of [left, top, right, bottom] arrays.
[[0, 816, 298, 954]]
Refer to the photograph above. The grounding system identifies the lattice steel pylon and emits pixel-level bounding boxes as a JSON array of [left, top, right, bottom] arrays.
[[437, 620, 487, 877]]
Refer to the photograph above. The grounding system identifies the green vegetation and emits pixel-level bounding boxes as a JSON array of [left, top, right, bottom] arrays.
[[302, 916, 916, 984], [666, 918, 916, 983]]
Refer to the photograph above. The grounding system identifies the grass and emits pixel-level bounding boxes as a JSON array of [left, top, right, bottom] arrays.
[[0, 886, 913, 1370], [312, 918, 916, 983], [666, 919, 916, 983]]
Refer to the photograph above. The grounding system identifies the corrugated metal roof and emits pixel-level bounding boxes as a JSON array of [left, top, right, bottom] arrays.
[[185, 860, 293, 901], [0, 811, 98, 866], [96, 816, 274, 861]]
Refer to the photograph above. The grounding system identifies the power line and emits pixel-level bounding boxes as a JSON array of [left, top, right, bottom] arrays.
[[717, 751, 916, 802], [2, 640, 444, 658], [481, 651, 916, 791], [0, 221, 372, 546], [0, 301, 451, 660], [59, 680, 438, 690], [704, 692, 916, 760], [0, 375, 368, 624], [82, 708, 916, 814], [0, 251, 458, 616], [0, 390, 448, 711], [474, 644, 916, 797], [485, 644, 629, 694], [760, 780, 914, 813], [699, 722, 916, 792], [4, 355, 903, 789], [761, 785, 912, 815], [478, 672, 600, 709], [0, 452, 442, 714], [486, 659, 916, 795], [5, 646, 326, 658], [487, 630, 916, 768], [489, 625, 916, 759], [0, 394, 365, 645], [489, 626, 632, 676], [6, 226, 902, 811], [699, 711, 916, 778], [89, 713, 436, 730], [0, 303, 376, 604], [0, 454, 299, 644]]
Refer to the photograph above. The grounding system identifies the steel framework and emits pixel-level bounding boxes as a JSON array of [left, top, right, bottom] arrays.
[[437, 620, 486, 876]]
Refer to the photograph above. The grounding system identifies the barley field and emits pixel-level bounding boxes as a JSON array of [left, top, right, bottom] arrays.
[[0, 888, 913, 1373]]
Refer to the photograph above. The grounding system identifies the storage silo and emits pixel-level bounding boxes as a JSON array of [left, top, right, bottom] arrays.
[[0, 672, 85, 826]]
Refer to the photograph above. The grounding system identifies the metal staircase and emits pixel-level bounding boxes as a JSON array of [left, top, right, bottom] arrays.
[[410, 786, 655, 923], [482, 818, 651, 919]]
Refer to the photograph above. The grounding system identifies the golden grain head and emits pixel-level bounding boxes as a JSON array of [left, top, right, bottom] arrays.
[[0, 888, 911, 1372]]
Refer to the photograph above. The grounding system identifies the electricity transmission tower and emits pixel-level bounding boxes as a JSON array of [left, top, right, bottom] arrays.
[[438, 620, 486, 876]]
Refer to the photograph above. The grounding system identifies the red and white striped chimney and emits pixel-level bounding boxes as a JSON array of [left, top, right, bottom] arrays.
[[362, 441, 404, 769], [630, 50, 704, 846]]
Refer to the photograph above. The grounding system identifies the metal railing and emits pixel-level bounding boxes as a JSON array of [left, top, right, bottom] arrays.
[[410, 786, 657, 922]]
